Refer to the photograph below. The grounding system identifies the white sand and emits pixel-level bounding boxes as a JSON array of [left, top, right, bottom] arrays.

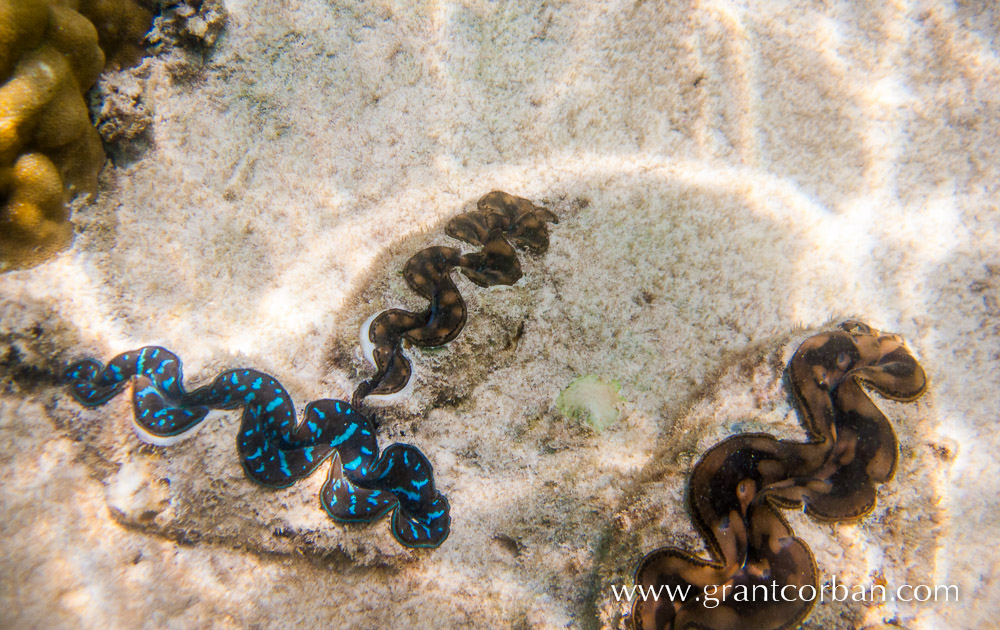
[[1, 1, 998, 628]]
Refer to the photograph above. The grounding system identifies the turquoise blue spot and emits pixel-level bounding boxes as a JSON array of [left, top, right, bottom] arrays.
[[344, 455, 362, 471], [396, 489, 420, 501], [329, 423, 357, 447]]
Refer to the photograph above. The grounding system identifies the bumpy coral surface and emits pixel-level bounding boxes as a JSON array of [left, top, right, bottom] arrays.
[[78, 0, 155, 69], [0, 0, 151, 270]]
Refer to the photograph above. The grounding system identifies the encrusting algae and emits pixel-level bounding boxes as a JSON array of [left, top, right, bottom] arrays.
[[0, 0, 151, 271]]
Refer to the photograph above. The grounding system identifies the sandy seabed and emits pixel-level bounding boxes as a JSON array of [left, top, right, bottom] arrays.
[[1, 1, 998, 629]]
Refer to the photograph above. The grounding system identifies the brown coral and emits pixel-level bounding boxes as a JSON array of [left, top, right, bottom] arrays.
[[0, 0, 151, 271], [77, 0, 156, 70]]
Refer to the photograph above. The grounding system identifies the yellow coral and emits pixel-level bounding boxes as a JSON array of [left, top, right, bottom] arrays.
[[0, 0, 151, 270], [78, 0, 157, 70]]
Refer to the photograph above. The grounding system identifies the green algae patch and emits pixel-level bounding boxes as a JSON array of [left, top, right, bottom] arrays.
[[556, 375, 624, 431]]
